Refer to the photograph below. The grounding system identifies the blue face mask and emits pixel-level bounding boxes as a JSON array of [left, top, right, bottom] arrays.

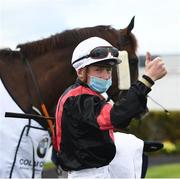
[[88, 76, 112, 93]]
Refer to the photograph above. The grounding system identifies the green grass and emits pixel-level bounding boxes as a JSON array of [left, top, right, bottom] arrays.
[[43, 162, 56, 170], [146, 163, 180, 178], [44, 162, 180, 178]]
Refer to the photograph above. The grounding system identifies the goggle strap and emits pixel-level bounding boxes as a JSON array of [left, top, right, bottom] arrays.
[[72, 55, 90, 65]]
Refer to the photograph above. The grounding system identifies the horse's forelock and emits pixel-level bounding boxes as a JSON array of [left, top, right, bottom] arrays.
[[17, 25, 118, 58]]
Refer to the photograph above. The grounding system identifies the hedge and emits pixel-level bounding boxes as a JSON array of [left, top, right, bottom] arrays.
[[128, 110, 180, 142]]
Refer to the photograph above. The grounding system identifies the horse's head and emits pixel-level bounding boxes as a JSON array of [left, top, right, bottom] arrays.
[[118, 16, 138, 83], [106, 16, 139, 102]]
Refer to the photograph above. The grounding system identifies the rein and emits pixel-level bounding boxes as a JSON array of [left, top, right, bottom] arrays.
[[22, 54, 54, 137]]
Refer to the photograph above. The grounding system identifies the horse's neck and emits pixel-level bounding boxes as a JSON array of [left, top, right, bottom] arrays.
[[31, 49, 76, 115], [0, 48, 76, 116], [0, 54, 32, 113]]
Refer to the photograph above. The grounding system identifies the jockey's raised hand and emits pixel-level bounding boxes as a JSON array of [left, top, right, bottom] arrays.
[[144, 51, 167, 81]]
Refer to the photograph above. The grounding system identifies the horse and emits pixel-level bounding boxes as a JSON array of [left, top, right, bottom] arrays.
[[0, 17, 144, 178], [0, 16, 138, 123]]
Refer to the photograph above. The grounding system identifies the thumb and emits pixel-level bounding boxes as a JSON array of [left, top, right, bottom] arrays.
[[145, 51, 152, 65]]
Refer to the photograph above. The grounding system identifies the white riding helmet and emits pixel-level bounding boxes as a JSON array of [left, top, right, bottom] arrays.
[[71, 37, 121, 70]]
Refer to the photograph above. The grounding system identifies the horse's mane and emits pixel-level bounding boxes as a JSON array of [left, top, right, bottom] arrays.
[[17, 25, 118, 57], [0, 48, 20, 58]]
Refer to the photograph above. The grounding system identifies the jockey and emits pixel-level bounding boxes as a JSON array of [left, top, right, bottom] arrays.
[[53, 36, 167, 178]]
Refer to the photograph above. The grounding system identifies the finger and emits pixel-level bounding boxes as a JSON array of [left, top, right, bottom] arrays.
[[146, 51, 152, 65]]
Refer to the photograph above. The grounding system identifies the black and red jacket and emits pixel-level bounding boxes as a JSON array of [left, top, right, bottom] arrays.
[[53, 79, 151, 171]]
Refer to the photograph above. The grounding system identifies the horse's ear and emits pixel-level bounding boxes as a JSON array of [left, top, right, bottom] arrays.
[[127, 16, 135, 34]]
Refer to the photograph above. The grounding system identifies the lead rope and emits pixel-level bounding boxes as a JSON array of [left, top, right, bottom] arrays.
[[147, 95, 170, 114]]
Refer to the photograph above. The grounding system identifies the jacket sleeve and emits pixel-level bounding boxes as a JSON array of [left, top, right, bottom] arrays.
[[110, 80, 151, 128], [64, 80, 151, 130]]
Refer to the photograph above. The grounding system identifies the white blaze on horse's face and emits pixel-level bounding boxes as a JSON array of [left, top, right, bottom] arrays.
[[117, 51, 131, 90]]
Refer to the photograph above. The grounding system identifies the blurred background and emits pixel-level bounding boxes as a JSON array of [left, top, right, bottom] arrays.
[[0, 0, 179, 110], [0, 0, 180, 178]]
